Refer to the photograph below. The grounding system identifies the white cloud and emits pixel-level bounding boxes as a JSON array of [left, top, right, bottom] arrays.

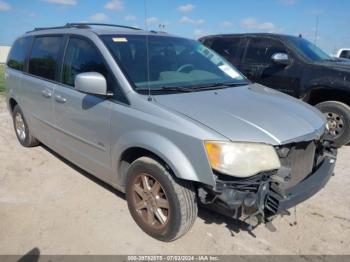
[[0, 0, 10, 11], [220, 21, 233, 28], [146, 17, 159, 25], [179, 16, 204, 25], [90, 12, 109, 22], [42, 0, 77, 5], [178, 4, 195, 13], [193, 29, 209, 38], [125, 15, 137, 21], [240, 17, 282, 33], [104, 0, 123, 11]]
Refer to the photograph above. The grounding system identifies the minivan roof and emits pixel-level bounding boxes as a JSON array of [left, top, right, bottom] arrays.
[[24, 23, 172, 37]]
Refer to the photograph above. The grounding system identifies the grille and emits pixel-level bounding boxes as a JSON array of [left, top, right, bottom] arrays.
[[265, 188, 281, 215], [278, 141, 316, 189]]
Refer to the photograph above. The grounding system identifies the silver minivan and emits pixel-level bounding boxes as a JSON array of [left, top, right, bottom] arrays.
[[5, 23, 337, 241]]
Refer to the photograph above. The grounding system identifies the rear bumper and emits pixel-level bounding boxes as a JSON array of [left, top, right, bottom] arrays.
[[267, 154, 336, 215]]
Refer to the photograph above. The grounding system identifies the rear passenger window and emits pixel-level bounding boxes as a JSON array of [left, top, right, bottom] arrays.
[[245, 38, 287, 64], [28, 36, 62, 81], [7, 37, 32, 71], [211, 38, 240, 63], [62, 38, 108, 87]]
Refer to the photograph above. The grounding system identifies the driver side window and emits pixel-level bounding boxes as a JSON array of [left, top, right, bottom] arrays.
[[62, 37, 108, 87], [245, 38, 287, 64]]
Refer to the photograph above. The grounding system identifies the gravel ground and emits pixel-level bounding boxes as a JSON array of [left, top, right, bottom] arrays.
[[0, 95, 350, 255]]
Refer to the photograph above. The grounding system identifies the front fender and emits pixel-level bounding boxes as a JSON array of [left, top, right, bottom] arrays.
[[111, 130, 216, 188]]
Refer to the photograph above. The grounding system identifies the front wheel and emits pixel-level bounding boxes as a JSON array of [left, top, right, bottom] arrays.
[[126, 157, 198, 241], [315, 101, 350, 148]]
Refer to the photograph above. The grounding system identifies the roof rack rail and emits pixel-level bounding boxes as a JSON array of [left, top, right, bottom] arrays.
[[28, 23, 142, 33], [66, 23, 142, 30]]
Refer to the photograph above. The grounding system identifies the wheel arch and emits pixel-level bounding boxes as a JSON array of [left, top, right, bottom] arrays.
[[8, 97, 18, 113], [307, 87, 350, 106], [112, 131, 215, 189], [118, 147, 173, 186]]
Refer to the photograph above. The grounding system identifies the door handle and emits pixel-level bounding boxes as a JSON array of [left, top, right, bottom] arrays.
[[41, 89, 52, 98], [55, 94, 67, 104]]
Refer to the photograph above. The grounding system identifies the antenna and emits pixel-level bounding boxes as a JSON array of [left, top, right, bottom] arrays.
[[144, 0, 152, 102], [314, 15, 319, 45]]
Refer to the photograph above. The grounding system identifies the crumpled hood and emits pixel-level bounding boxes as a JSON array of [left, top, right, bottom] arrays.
[[154, 84, 326, 145]]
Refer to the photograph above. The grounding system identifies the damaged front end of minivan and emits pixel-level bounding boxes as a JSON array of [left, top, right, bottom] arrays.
[[198, 139, 337, 229]]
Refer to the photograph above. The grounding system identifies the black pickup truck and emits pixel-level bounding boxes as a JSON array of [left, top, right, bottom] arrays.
[[200, 33, 350, 147]]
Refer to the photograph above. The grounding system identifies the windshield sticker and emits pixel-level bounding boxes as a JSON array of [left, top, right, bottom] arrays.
[[219, 64, 240, 79], [112, 37, 128, 43]]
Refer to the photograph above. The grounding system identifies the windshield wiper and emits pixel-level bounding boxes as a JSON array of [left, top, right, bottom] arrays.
[[135, 86, 194, 93], [136, 82, 249, 93], [191, 81, 249, 90]]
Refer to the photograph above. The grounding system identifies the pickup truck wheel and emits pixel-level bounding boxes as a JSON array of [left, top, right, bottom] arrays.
[[315, 101, 350, 148], [126, 156, 197, 241], [12, 105, 39, 147]]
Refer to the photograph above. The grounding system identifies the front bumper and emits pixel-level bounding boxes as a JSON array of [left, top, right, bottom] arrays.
[[198, 147, 337, 223], [265, 154, 336, 216]]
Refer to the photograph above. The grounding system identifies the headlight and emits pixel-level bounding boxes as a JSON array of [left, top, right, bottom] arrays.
[[205, 141, 281, 178]]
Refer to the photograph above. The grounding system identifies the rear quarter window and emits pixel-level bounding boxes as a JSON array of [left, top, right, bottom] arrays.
[[7, 37, 32, 71], [28, 36, 63, 81]]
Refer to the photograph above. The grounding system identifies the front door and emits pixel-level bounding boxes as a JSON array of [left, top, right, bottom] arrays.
[[54, 36, 113, 180], [239, 37, 300, 97]]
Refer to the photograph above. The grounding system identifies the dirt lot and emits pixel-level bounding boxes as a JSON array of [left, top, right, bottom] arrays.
[[0, 95, 350, 255]]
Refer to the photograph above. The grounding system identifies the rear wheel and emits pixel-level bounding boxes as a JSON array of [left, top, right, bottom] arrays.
[[12, 105, 39, 147], [315, 101, 350, 148], [126, 157, 197, 241]]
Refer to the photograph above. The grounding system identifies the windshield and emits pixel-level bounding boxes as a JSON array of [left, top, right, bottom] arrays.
[[101, 35, 247, 93], [287, 36, 331, 61]]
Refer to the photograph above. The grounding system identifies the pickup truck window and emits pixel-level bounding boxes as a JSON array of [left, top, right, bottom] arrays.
[[287, 36, 330, 61], [245, 38, 287, 64], [211, 38, 240, 62], [340, 50, 350, 59]]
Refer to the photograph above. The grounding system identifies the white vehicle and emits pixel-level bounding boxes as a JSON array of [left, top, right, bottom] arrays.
[[335, 48, 350, 59]]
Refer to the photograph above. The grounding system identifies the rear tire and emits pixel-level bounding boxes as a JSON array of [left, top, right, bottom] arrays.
[[12, 105, 39, 147], [125, 156, 197, 241], [315, 101, 350, 148]]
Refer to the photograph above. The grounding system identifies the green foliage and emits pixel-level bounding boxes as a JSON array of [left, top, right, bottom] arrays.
[[0, 64, 5, 93]]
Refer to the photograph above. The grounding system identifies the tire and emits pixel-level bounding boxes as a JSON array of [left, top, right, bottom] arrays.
[[12, 105, 39, 147], [315, 101, 350, 148], [125, 156, 198, 242]]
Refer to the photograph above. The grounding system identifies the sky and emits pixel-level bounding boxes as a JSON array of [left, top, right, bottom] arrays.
[[0, 0, 349, 54]]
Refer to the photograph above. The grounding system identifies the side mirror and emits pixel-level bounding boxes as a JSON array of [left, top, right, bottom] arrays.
[[75, 72, 110, 96], [271, 53, 291, 66]]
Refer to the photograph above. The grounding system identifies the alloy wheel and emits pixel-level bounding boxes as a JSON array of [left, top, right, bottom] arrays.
[[131, 173, 170, 229], [15, 112, 26, 141]]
